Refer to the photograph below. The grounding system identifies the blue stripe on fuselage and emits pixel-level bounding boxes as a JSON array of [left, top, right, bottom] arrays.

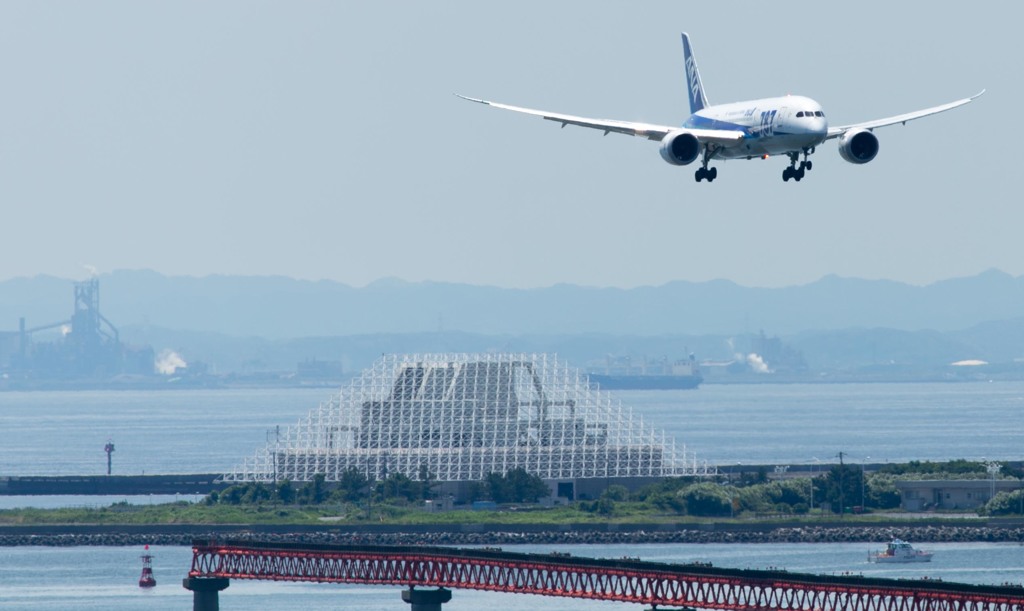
[[684, 114, 763, 138]]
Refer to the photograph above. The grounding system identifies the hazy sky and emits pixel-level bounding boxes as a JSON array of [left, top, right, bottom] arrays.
[[0, 2, 1017, 289]]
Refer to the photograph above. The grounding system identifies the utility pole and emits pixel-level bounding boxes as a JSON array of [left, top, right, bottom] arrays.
[[861, 456, 870, 512], [837, 452, 846, 516]]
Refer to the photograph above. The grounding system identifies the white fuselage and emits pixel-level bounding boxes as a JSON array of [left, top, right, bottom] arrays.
[[685, 95, 829, 159]]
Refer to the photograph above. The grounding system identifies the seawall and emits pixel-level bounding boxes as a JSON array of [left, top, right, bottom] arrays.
[[0, 474, 226, 495], [2, 521, 1023, 547]]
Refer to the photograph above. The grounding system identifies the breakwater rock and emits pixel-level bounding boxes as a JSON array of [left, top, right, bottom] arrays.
[[2, 523, 1023, 547]]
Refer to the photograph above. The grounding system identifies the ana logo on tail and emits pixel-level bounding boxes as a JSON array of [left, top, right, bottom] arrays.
[[686, 56, 702, 110]]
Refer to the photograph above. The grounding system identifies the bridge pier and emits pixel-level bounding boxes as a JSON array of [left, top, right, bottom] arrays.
[[182, 577, 230, 611], [402, 587, 452, 611]]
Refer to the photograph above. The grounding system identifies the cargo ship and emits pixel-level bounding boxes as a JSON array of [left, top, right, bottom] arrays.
[[587, 355, 702, 390]]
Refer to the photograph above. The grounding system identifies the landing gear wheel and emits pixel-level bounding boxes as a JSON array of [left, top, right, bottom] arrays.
[[805, 160, 813, 171], [782, 167, 793, 182], [695, 166, 717, 182], [694, 144, 718, 183]]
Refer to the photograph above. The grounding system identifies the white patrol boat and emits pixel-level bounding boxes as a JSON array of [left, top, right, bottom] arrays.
[[867, 539, 934, 563]]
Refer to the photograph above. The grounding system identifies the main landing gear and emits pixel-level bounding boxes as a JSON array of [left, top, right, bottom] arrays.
[[782, 148, 814, 182], [695, 147, 717, 182], [695, 166, 717, 182]]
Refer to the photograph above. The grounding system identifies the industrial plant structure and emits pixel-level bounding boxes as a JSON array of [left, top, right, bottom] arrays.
[[224, 352, 714, 500], [0, 278, 153, 382]]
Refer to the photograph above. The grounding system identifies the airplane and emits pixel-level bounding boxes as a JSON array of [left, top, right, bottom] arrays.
[[457, 33, 984, 183]]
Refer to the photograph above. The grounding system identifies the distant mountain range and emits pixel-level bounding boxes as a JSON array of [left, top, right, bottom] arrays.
[[3, 268, 1024, 337], [2, 269, 1023, 375]]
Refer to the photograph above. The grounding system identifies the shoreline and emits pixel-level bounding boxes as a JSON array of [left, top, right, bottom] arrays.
[[3, 521, 1023, 547]]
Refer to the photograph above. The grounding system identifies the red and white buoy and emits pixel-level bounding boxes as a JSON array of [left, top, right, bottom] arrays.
[[138, 545, 157, 588]]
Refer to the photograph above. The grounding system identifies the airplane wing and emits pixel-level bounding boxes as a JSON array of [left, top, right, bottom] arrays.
[[826, 90, 985, 139], [456, 94, 744, 145]]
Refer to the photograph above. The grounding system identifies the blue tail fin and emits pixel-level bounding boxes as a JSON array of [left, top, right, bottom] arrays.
[[681, 32, 709, 115]]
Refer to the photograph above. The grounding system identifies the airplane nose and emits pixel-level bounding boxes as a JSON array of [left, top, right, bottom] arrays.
[[798, 119, 827, 136]]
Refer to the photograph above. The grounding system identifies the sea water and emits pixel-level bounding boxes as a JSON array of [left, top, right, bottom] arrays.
[[0, 382, 1021, 478], [1, 382, 1023, 608], [0, 541, 1021, 610]]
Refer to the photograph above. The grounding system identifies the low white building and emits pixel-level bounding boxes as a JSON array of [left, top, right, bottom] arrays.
[[895, 479, 1021, 511]]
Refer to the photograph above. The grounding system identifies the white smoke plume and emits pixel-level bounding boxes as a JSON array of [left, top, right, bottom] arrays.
[[747, 353, 771, 374], [155, 349, 188, 375]]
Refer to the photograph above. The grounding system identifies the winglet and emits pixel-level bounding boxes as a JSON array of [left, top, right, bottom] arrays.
[[681, 32, 709, 115], [455, 93, 489, 105]]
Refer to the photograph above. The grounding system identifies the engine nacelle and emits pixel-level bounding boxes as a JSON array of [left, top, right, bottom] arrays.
[[838, 128, 880, 164], [659, 130, 701, 166]]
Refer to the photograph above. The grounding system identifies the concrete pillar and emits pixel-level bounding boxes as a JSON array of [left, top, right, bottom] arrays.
[[401, 587, 452, 611], [182, 577, 230, 611]]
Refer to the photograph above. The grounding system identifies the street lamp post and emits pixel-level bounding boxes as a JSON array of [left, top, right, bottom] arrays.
[[986, 462, 1001, 502], [809, 457, 821, 514], [861, 456, 870, 512]]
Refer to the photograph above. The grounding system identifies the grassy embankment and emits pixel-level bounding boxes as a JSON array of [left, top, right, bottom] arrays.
[[0, 501, 958, 527], [0, 502, 684, 526], [5, 460, 1020, 526]]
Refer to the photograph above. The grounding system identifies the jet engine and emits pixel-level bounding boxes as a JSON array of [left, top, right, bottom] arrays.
[[659, 130, 701, 166], [837, 128, 879, 164]]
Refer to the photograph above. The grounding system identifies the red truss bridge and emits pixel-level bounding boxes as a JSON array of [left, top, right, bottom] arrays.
[[188, 540, 1024, 611]]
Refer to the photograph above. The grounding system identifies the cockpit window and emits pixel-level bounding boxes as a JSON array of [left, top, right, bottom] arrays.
[[815, 111, 824, 117], [796, 111, 804, 117]]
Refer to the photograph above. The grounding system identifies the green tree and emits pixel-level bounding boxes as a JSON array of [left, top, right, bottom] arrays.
[[504, 468, 550, 503], [276, 480, 295, 505], [879, 459, 986, 478], [865, 473, 901, 509], [630, 477, 693, 502], [242, 482, 272, 504], [983, 490, 1024, 516], [337, 468, 370, 502], [484, 472, 509, 502], [379, 472, 422, 503], [418, 464, 437, 500], [648, 491, 686, 514], [594, 496, 616, 516], [601, 485, 630, 502], [821, 464, 863, 513], [679, 483, 732, 517], [768, 479, 811, 507], [483, 469, 549, 503], [298, 473, 328, 505], [733, 484, 771, 513], [218, 484, 246, 505]]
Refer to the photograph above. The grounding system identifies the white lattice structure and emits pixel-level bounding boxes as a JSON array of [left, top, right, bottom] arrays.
[[223, 353, 714, 484]]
